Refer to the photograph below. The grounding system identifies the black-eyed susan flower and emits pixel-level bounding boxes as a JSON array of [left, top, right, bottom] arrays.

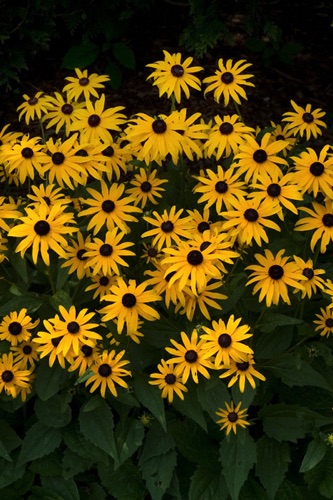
[[98, 137, 130, 181], [99, 277, 162, 336], [290, 145, 333, 199], [85, 272, 118, 300], [71, 137, 109, 182], [0, 196, 22, 232], [177, 279, 227, 321], [144, 261, 186, 309], [186, 207, 222, 236], [193, 164, 247, 213], [294, 200, 333, 254], [204, 114, 255, 159], [282, 100, 327, 140], [323, 280, 333, 309], [79, 180, 142, 234], [220, 197, 281, 247], [0, 353, 32, 399], [219, 354, 266, 392], [165, 329, 213, 384], [0, 123, 22, 146], [270, 121, 296, 156], [84, 228, 135, 276], [246, 249, 305, 307], [200, 315, 253, 367], [149, 359, 188, 403], [216, 401, 250, 435], [0, 309, 39, 346], [85, 349, 131, 398], [142, 206, 192, 251], [170, 109, 209, 160], [8, 203, 78, 266], [11, 340, 39, 369], [17, 92, 52, 124], [27, 183, 71, 210], [34, 322, 70, 368], [61, 232, 92, 279], [314, 307, 333, 337], [141, 243, 163, 264], [17, 372, 35, 402], [234, 132, 288, 183], [126, 167, 168, 208], [42, 92, 85, 135], [203, 59, 254, 106], [146, 50, 203, 104], [293, 256, 325, 299], [68, 343, 100, 377], [62, 68, 110, 101]]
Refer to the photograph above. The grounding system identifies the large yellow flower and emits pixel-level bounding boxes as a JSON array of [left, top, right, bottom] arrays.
[[85, 349, 131, 398], [0, 353, 32, 399], [149, 359, 188, 403], [294, 200, 333, 253], [17, 92, 52, 124], [0, 309, 39, 346], [142, 206, 192, 251], [204, 114, 255, 159], [62, 68, 110, 101], [42, 91, 85, 135], [282, 100, 326, 140], [219, 354, 266, 392]]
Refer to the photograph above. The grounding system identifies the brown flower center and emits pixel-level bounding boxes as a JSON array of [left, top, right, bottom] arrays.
[[244, 208, 259, 222], [61, 103, 74, 114], [122, 293, 136, 308], [52, 152, 65, 165], [171, 64, 185, 77], [227, 411, 238, 422], [322, 214, 333, 227], [165, 373, 176, 384], [161, 221, 174, 233], [302, 112, 314, 123], [67, 321, 80, 334], [267, 183, 281, 197], [21, 147, 34, 159], [215, 181, 228, 193], [253, 149, 268, 163], [219, 122, 234, 135], [221, 72, 234, 84], [101, 200, 115, 213], [99, 244, 113, 256], [184, 349, 198, 363], [187, 250, 203, 265], [218, 333, 232, 348], [268, 264, 284, 279], [34, 220, 50, 236], [88, 114, 101, 127], [8, 321, 23, 335], [309, 161, 324, 176], [99, 364, 112, 377], [152, 119, 167, 134]]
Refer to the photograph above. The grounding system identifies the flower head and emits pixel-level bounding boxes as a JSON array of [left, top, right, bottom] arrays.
[[314, 307, 333, 337], [0, 353, 32, 399], [291, 145, 333, 199], [219, 354, 266, 392], [17, 92, 52, 124], [295, 200, 333, 254], [85, 349, 131, 398], [282, 100, 326, 140], [149, 359, 188, 402], [62, 68, 110, 101], [216, 401, 250, 435], [204, 114, 255, 159], [0, 309, 39, 346]]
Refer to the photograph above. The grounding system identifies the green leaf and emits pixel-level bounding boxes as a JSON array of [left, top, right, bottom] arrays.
[[112, 42, 135, 69], [173, 382, 207, 431], [239, 476, 268, 499], [300, 439, 327, 473], [0, 419, 22, 461], [305, 447, 333, 498], [0, 294, 44, 316], [34, 394, 72, 428], [62, 448, 93, 480], [98, 459, 146, 500], [62, 423, 108, 464], [256, 313, 303, 333], [189, 464, 228, 500], [0, 458, 25, 489], [196, 372, 230, 421], [25, 485, 62, 500], [79, 398, 118, 461], [18, 422, 62, 465], [255, 326, 293, 360], [255, 436, 290, 500], [105, 60, 122, 90], [115, 418, 145, 467], [220, 430, 256, 500], [140, 449, 177, 500], [29, 450, 63, 476], [275, 479, 305, 500], [139, 421, 175, 463], [79, 482, 107, 500], [133, 373, 167, 431], [49, 289, 72, 311], [35, 359, 70, 401], [61, 42, 99, 69], [260, 404, 305, 442], [41, 476, 80, 500]]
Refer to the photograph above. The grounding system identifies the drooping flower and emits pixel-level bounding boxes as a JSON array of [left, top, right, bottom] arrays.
[[149, 359, 188, 403], [216, 401, 250, 435], [170, 109, 209, 160], [282, 100, 326, 140]]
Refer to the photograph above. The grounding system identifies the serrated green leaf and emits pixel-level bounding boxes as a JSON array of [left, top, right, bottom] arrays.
[[34, 394, 72, 428], [133, 374, 166, 431], [79, 482, 107, 500], [35, 359, 70, 401], [189, 464, 228, 500], [220, 430, 256, 500], [18, 422, 62, 465], [305, 447, 333, 498], [62, 448, 93, 480], [26, 485, 62, 499], [275, 479, 304, 500], [0, 419, 22, 460], [300, 439, 327, 473], [61, 42, 99, 69], [196, 372, 230, 421], [29, 450, 63, 476], [239, 476, 268, 499], [140, 449, 177, 500], [0, 294, 44, 315], [139, 421, 175, 463], [169, 419, 217, 466], [0, 458, 25, 489], [41, 476, 80, 500], [115, 418, 145, 467], [260, 404, 306, 442], [255, 326, 293, 360], [255, 436, 290, 500], [257, 313, 303, 333], [112, 42, 135, 69], [62, 424, 108, 464], [49, 289, 72, 311], [173, 382, 207, 431], [98, 459, 146, 500]]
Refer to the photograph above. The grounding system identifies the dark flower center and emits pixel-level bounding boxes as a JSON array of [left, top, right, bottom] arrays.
[[215, 181, 228, 193], [236, 361, 250, 371], [171, 64, 185, 77], [61, 103, 74, 115], [267, 183, 281, 197], [219, 122, 234, 135], [77, 249, 87, 261], [221, 72, 234, 84], [101, 200, 115, 213], [75, 149, 88, 157], [51, 337, 62, 347], [88, 114, 101, 127], [8, 321, 22, 335], [185, 349, 198, 363], [79, 77, 90, 86], [253, 149, 268, 163], [165, 271, 176, 282], [187, 250, 203, 266], [81, 344, 93, 357], [98, 364, 112, 377], [99, 244, 113, 256], [21, 147, 34, 159], [140, 181, 152, 193], [102, 146, 114, 157], [309, 161, 324, 176], [244, 208, 259, 221], [322, 214, 333, 227], [23, 345, 32, 354], [165, 373, 176, 384], [152, 119, 167, 134], [99, 276, 110, 286], [325, 318, 333, 328], [1, 370, 14, 383], [200, 241, 211, 251], [276, 134, 285, 140], [198, 221, 210, 233], [147, 248, 158, 258], [67, 321, 80, 334], [268, 264, 284, 279], [122, 292, 137, 308], [161, 221, 174, 233], [52, 152, 65, 165], [28, 97, 38, 105], [34, 220, 50, 236], [302, 112, 314, 123], [228, 411, 238, 422], [302, 267, 314, 280], [218, 333, 232, 348]]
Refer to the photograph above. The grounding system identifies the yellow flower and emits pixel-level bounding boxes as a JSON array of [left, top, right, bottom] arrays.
[[204, 114, 255, 159], [0, 309, 39, 346], [294, 200, 333, 254], [17, 92, 52, 124], [314, 307, 333, 337], [282, 100, 326, 140], [126, 167, 168, 208], [62, 68, 110, 101], [219, 354, 266, 392], [142, 206, 192, 251], [292, 256, 325, 299], [216, 401, 250, 435], [85, 349, 131, 398], [0, 353, 32, 399], [149, 359, 188, 403]]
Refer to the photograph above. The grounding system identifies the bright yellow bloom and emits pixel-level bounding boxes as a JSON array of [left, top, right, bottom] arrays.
[[314, 307, 333, 337], [282, 100, 326, 140], [0, 309, 39, 346], [62, 68, 110, 101], [142, 206, 192, 251], [85, 349, 131, 398], [204, 114, 255, 159], [126, 167, 168, 208], [219, 354, 266, 392], [216, 401, 250, 435], [17, 92, 52, 124], [294, 200, 333, 254], [149, 359, 188, 403], [0, 353, 32, 399]]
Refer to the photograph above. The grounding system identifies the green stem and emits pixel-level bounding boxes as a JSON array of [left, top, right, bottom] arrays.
[[233, 101, 244, 122]]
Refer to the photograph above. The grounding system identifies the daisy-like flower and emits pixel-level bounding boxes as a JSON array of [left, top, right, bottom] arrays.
[[124, 112, 183, 166], [99, 277, 162, 336], [203, 59, 254, 106], [62, 68, 110, 101], [270, 121, 296, 156], [8, 203, 78, 266], [85, 349, 131, 398], [282, 100, 327, 140], [84, 228, 135, 276], [200, 315, 253, 367], [42, 92, 85, 135], [246, 249, 305, 307], [0, 353, 32, 399], [177, 279, 227, 321], [144, 261, 186, 309], [79, 180, 142, 234], [248, 172, 303, 220], [234, 132, 288, 183], [219, 354, 266, 392], [26, 183, 71, 210], [141, 243, 163, 264], [204, 114, 255, 159], [11, 340, 39, 369], [141, 206, 192, 251], [0, 196, 22, 232], [61, 232, 92, 279], [165, 329, 213, 384], [290, 145, 333, 199], [85, 272, 118, 300], [98, 137, 130, 181], [216, 401, 250, 435], [314, 307, 333, 337], [0, 309, 39, 346], [292, 256, 325, 299], [193, 164, 247, 213], [146, 50, 203, 103], [126, 167, 168, 208], [0, 123, 22, 146], [17, 92, 52, 124], [294, 200, 333, 254], [68, 343, 100, 377], [186, 208, 222, 236], [220, 197, 281, 247], [34, 322, 70, 368], [170, 109, 209, 160], [149, 359, 188, 403], [70, 93, 127, 143]]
